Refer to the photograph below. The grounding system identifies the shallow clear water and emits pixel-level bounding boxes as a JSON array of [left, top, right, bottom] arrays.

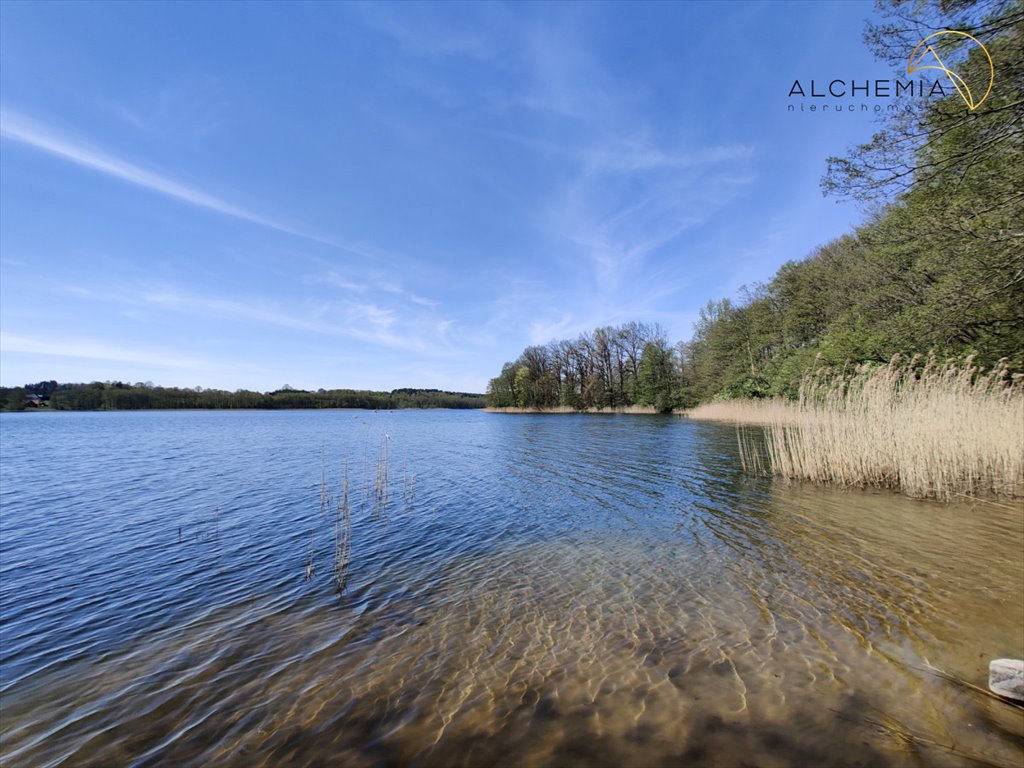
[[1, 410, 1021, 767]]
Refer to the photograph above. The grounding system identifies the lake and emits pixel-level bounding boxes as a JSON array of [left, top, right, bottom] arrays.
[[1, 410, 1021, 767]]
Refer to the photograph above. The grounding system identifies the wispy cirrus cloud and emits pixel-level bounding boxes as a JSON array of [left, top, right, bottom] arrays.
[[491, 23, 758, 305], [555, 136, 756, 291], [142, 289, 325, 334], [354, 2, 501, 61], [579, 141, 754, 174], [108, 73, 230, 138], [0, 107, 375, 258], [0, 332, 212, 370], [318, 272, 371, 293], [315, 270, 440, 309], [379, 282, 439, 308], [140, 286, 452, 355]]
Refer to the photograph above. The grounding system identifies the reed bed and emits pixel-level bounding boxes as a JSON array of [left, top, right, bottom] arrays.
[[692, 355, 1024, 501], [686, 398, 802, 426]]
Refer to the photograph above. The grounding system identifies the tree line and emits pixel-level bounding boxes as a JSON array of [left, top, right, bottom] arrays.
[[486, 322, 677, 411], [1, 381, 485, 412], [489, 0, 1022, 411]]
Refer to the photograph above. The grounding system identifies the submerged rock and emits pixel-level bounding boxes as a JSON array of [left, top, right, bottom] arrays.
[[988, 659, 1024, 702]]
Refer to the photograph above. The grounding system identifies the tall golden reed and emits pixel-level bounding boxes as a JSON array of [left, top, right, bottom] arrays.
[[690, 355, 1024, 501]]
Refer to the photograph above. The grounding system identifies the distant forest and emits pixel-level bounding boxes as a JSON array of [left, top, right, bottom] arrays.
[[1, 380, 485, 412], [488, 0, 1022, 412]]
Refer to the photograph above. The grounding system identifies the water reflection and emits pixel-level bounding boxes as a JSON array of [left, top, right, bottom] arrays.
[[0, 412, 1021, 767]]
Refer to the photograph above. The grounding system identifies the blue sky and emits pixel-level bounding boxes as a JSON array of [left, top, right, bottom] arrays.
[[1, 1, 896, 393]]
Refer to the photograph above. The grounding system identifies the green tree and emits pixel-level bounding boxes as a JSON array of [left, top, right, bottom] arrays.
[[822, 0, 1023, 367], [637, 341, 674, 411], [514, 366, 532, 408]]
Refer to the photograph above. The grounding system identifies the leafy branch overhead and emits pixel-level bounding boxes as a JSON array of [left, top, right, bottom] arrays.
[[824, 0, 1023, 210]]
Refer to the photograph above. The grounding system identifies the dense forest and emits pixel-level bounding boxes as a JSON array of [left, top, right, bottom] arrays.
[[1, 380, 485, 412], [488, 0, 1022, 412]]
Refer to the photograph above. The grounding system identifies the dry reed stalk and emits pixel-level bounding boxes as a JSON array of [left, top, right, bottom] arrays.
[[320, 456, 328, 520], [704, 355, 1024, 501], [917, 661, 1024, 708], [334, 460, 352, 594], [375, 433, 390, 506], [737, 427, 769, 475], [362, 434, 371, 508]]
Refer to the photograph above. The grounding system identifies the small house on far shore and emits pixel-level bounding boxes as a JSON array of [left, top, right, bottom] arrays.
[[23, 394, 46, 407]]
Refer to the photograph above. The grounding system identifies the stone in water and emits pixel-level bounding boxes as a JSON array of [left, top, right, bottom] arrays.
[[988, 659, 1024, 702]]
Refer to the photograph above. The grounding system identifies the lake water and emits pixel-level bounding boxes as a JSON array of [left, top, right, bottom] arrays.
[[1, 410, 1021, 767]]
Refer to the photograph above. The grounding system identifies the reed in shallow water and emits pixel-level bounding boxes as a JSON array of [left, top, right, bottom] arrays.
[[375, 433, 389, 505], [692, 355, 1024, 500], [334, 460, 352, 594]]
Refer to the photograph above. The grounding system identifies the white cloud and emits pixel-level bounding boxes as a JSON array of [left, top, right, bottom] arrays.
[[379, 282, 440, 308], [528, 314, 575, 345], [313, 272, 439, 308], [318, 273, 371, 293], [140, 286, 453, 356], [143, 289, 322, 332], [0, 332, 211, 370], [0, 107, 375, 258], [355, 3, 501, 61], [581, 141, 755, 174], [554, 137, 756, 296]]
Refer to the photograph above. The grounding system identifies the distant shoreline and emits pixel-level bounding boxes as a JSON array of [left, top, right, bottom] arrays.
[[3, 406, 485, 414], [2, 382, 486, 412]]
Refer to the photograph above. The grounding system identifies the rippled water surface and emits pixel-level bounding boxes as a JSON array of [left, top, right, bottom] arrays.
[[1, 410, 1022, 767]]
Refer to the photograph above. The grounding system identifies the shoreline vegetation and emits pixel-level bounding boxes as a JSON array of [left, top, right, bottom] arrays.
[[1, 381, 485, 412], [493, 355, 1024, 502], [692, 355, 1024, 501]]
